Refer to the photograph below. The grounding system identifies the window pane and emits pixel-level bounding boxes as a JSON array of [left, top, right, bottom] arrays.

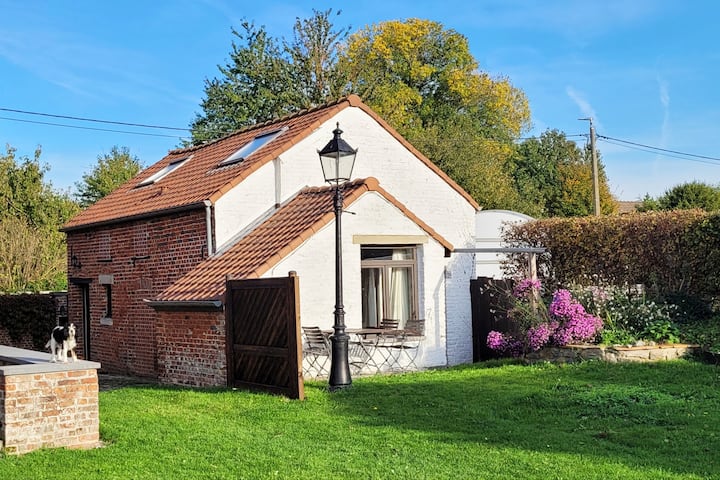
[[361, 268, 383, 328], [391, 248, 413, 260], [220, 128, 286, 166], [361, 247, 413, 261], [388, 267, 412, 325], [361, 248, 393, 261]]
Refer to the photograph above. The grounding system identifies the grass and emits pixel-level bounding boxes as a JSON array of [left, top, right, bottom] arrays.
[[1, 360, 719, 479]]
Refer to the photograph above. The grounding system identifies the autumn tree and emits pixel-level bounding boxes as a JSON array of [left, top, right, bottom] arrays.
[[511, 130, 616, 217], [75, 145, 143, 208], [0, 145, 79, 291], [341, 19, 530, 208]]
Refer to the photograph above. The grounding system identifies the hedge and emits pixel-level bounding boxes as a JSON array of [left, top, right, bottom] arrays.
[[503, 209, 720, 299], [0, 293, 59, 349]]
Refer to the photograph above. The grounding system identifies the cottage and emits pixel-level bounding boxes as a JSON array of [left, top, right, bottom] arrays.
[[62, 95, 479, 386]]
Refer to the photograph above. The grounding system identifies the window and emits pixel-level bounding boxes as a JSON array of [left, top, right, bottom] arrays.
[[137, 157, 188, 187], [99, 274, 113, 322], [219, 127, 288, 166], [103, 284, 112, 319], [361, 246, 418, 328]]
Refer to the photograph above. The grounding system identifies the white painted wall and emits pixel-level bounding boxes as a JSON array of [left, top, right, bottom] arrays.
[[266, 191, 449, 369], [214, 162, 276, 250], [217, 105, 478, 366]]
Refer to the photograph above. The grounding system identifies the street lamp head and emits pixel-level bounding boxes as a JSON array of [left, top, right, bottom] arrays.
[[319, 123, 357, 185]]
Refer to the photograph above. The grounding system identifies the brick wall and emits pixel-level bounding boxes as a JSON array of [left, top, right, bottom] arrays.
[[65, 209, 209, 378], [156, 309, 227, 387], [0, 368, 100, 454]]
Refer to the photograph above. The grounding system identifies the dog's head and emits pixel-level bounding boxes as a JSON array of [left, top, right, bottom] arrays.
[[67, 323, 76, 339]]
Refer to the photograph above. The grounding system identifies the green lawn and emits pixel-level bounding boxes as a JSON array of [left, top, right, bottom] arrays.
[[1, 360, 719, 479]]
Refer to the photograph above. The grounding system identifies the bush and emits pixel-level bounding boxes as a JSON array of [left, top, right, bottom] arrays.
[[0, 293, 58, 349], [502, 210, 720, 300], [570, 284, 682, 345], [486, 280, 603, 357]]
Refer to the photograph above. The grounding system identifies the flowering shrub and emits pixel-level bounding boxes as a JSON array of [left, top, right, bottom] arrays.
[[486, 280, 603, 357], [548, 289, 604, 345], [486, 331, 524, 357], [570, 283, 683, 345]]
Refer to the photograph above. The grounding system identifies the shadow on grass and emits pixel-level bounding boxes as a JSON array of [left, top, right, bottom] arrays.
[[323, 359, 720, 478]]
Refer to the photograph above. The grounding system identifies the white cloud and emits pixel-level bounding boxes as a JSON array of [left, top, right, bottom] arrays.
[[565, 86, 603, 132]]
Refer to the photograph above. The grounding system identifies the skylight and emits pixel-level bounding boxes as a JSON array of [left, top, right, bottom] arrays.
[[219, 127, 288, 167], [137, 157, 188, 187]]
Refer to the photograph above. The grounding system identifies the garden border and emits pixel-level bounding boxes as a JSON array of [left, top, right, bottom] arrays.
[[525, 343, 699, 364]]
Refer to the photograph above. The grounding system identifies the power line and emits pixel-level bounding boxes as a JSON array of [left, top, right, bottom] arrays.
[[0, 107, 189, 131], [597, 136, 720, 166], [518, 133, 586, 141], [0, 116, 186, 139], [598, 134, 720, 163]]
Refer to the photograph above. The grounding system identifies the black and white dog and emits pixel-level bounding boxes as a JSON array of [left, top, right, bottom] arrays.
[[46, 323, 77, 363]]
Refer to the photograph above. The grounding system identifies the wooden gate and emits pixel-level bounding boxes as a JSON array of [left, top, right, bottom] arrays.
[[470, 277, 515, 362], [225, 272, 304, 399]]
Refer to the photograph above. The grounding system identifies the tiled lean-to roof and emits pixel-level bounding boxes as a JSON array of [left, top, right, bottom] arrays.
[[154, 178, 453, 303], [62, 95, 478, 232]]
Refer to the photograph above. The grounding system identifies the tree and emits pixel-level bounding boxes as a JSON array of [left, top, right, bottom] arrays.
[[190, 9, 349, 143], [189, 15, 533, 209], [75, 146, 143, 208], [640, 181, 720, 212], [342, 19, 529, 140], [636, 193, 661, 212], [286, 9, 351, 107], [511, 130, 616, 217], [341, 19, 530, 209], [0, 145, 79, 291]]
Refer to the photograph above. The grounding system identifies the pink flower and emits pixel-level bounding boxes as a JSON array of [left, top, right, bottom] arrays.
[[548, 289, 602, 345], [513, 278, 542, 299]]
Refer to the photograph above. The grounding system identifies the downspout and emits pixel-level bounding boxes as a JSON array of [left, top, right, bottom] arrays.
[[204, 200, 214, 256]]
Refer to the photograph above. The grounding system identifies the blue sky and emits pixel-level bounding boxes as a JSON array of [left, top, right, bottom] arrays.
[[1, 0, 718, 201]]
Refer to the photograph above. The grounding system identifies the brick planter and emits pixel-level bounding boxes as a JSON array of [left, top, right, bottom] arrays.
[[0, 345, 102, 455], [525, 343, 699, 364]]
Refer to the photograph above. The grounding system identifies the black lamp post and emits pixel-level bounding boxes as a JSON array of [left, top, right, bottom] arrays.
[[318, 123, 357, 391]]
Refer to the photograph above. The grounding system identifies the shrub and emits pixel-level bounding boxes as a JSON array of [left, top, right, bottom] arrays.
[[502, 210, 720, 300], [0, 293, 58, 349], [570, 284, 683, 345], [486, 280, 603, 357]]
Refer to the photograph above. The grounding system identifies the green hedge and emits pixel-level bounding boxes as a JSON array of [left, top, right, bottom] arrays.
[[0, 293, 58, 349], [503, 210, 720, 300]]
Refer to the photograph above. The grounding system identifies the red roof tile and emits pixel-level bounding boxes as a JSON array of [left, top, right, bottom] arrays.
[[62, 95, 478, 231], [154, 177, 453, 303]]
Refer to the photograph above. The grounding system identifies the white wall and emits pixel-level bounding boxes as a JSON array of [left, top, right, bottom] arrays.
[[266, 191, 449, 369], [214, 162, 276, 250], [217, 105, 478, 366]]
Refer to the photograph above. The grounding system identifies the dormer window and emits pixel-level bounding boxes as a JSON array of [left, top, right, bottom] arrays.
[[219, 127, 288, 167], [137, 156, 189, 187]]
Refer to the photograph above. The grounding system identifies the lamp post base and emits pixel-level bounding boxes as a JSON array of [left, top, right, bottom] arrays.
[[328, 330, 352, 390]]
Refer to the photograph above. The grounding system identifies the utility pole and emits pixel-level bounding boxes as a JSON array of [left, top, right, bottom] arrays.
[[579, 117, 601, 216]]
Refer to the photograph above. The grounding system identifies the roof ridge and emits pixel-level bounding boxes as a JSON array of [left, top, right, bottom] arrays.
[[169, 95, 360, 155]]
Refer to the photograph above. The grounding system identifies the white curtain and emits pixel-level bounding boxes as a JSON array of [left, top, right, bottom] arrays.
[[389, 254, 411, 327]]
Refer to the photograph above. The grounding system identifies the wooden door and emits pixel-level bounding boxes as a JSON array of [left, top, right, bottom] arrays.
[[225, 273, 304, 399]]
